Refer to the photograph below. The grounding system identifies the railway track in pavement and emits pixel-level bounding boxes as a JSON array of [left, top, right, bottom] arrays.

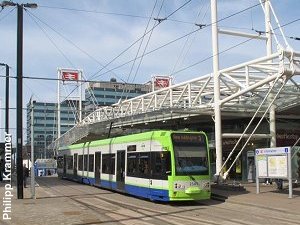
[[36, 177, 300, 225]]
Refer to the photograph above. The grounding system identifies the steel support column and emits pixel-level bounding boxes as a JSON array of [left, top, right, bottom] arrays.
[[211, 0, 222, 178], [265, 0, 276, 147]]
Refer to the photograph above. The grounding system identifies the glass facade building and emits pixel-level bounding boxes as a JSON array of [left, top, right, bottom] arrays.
[[26, 100, 80, 159], [26, 80, 151, 159], [84, 79, 151, 114]]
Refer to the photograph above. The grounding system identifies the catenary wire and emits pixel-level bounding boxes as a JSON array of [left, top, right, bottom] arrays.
[[89, 0, 193, 81], [25, 9, 94, 118], [26, 10, 125, 83], [92, 1, 262, 80], [0, 6, 15, 23], [20, 1, 265, 110], [52, 0, 194, 104], [38, 5, 150, 19], [34, 0, 263, 107], [122, 0, 159, 99], [170, 0, 207, 76], [130, 0, 165, 84], [170, 37, 255, 76]]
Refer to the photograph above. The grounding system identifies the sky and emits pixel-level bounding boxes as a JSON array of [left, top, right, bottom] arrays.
[[0, 0, 299, 143]]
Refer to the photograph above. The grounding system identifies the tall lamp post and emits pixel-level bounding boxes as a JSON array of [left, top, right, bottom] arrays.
[[0, 63, 9, 135], [0, 1, 37, 199]]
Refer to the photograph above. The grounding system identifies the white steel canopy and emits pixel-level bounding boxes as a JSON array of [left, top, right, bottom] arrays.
[[50, 48, 300, 150]]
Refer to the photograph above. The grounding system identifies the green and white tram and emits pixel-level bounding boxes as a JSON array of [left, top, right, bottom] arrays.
[[57, 130, 211, 201]]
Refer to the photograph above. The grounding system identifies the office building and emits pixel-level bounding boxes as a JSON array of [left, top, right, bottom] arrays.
[[26, 79, 151, 158], [84, 78, 151, 114], [26, 100, 81, 159]]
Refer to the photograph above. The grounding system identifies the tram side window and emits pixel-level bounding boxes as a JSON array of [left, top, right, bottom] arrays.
[[89, 155, 94, 172], [84, 155, 88, 171], [127, 153, 138, 176], [78, 155, 83, 171], [67, 156, 73, 170], [138, 152, 150, 178], [102, 154, 115, 174], [151, 151, 171, 180]]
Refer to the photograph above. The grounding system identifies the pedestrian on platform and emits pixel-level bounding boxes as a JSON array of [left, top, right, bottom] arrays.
[[275, 179, 283, 190], [23, 164, 29, 188]]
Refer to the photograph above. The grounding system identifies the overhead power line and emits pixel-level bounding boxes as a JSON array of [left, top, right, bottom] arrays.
[[91, 1, 262, 80], [0, 6, 15, 23], [0, 74, 113, 83], [39, 4, 211, 27], [39, 5, 150, 19], [22, 1, 273, 109], [88, 0, 193, 81], [25, 10, 125, 82], [52, 1, 264, 105], [121, 0, 160, 99], [53, 0, 194, 104], [171, 37, 255, 76]]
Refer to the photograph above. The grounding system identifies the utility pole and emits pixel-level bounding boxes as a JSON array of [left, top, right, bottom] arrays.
[[16, 2, 24, 200], [0, 63, 9, 134], [30, 98, 36, 199], [0, 1, 37, 199]]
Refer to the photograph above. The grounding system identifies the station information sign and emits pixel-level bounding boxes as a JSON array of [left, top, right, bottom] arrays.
[[255, 146, 293, 198], [255, 147, 289, 178]]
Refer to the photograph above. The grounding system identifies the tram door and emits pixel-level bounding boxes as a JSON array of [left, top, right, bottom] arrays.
[[95, 152, 101, 186], [116, 150, 125, 191], [73, 153, 78, 179]]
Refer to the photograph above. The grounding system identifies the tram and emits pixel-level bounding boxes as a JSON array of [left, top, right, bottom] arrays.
[[57, 130, 211, 201]]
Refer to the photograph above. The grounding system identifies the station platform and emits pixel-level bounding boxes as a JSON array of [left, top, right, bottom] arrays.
[[1, 176, 300, 225]]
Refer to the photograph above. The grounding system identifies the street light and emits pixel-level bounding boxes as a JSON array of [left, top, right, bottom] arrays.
[[0, 1, 16, 7], [1, 1, 37, 200], [0, 1, 37, 8]]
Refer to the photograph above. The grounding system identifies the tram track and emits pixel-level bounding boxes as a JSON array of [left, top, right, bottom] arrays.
[[37, 178, 216, 225], [36, 177, 300, 225], [36, 178, 171, 225]]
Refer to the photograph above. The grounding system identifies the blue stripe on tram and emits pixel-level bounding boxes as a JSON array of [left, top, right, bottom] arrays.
[[66, 174, 170, 201]]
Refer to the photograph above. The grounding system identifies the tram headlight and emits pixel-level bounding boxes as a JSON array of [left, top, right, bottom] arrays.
[[202, 181, 210, 190]]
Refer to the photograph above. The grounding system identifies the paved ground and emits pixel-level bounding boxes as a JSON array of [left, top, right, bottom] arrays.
[[1, 176, 300, 225]]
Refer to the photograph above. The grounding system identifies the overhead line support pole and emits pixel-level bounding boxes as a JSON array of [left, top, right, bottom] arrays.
[[30, 98, 36, 199], [5, 64, 9, 134], [211, 0, 222, 181], [0, 63, 9, 135], [16, 3, 24, 199]]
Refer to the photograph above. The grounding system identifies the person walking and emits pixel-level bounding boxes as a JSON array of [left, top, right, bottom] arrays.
[[23, 164, 29, 188]]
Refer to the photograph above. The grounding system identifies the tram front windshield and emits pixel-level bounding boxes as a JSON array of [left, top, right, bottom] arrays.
[[172, 133, 209, 175]]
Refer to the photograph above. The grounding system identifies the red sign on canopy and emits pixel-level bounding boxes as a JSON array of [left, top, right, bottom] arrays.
[[62, 71, 79, 81], [154, 78, 170, 88]]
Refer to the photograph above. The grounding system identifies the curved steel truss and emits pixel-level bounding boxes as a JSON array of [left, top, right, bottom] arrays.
[[50, 49, 300, 150]]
